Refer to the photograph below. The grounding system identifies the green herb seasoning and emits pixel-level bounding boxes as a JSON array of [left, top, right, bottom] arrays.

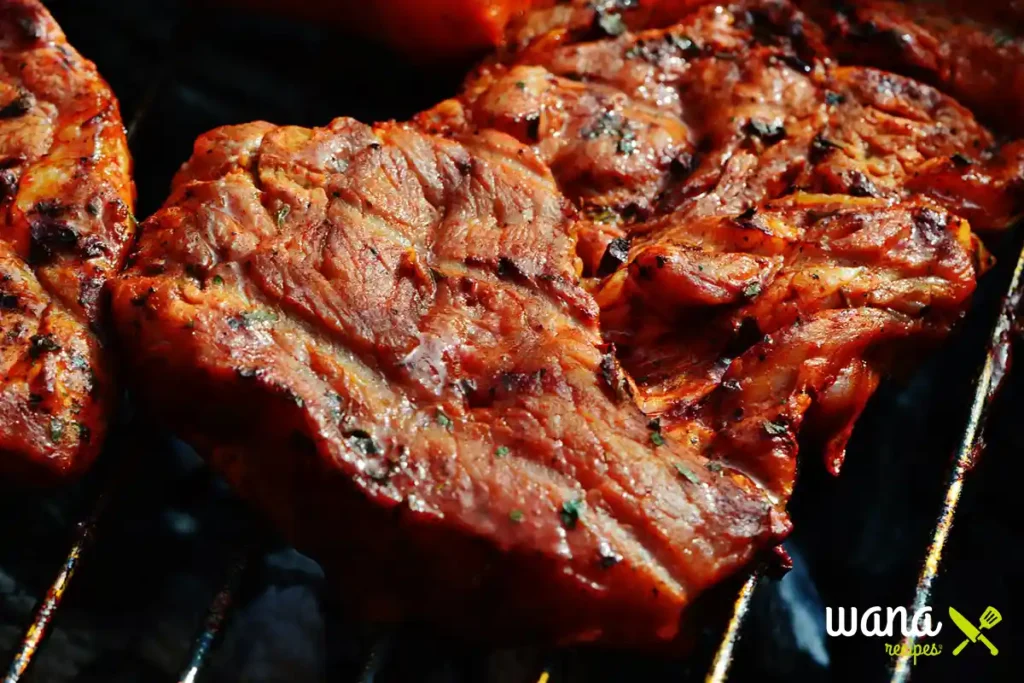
[[240, 309, 278, 326], [275, 204, 291, 227], [763, 419, 788, 436], [49, 418, 64, 443], [509, 509, 525, 523], [992, 29, 1015, 47], [591, 207, 620, 224], [674, 462, 700, 484], [495, 446, 510, 458], [616, 128, 638, 155], [648, 417, 666, 447], [436, 410, 453, 430], [668, 34, 697, 54], [560, 498, 583, 528]]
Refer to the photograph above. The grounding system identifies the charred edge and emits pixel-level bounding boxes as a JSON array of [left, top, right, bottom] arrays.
[[0, 92, 33, 119], [597, 236, 631, 277], [598, 349, 630, 402], [845, 171, 880, 198], [809, 133, 841, 163], [27, 202, 86, 264]]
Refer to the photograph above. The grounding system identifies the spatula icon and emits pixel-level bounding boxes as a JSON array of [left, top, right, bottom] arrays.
[[950, 607, 1001, 656]]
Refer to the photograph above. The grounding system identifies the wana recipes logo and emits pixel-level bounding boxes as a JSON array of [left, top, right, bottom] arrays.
[[826, 605, 1003, 664]]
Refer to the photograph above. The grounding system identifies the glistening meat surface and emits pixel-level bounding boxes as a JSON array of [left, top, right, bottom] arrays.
[[110, 0, 1012, 646], [0, 0, 134, 481], [425, 0, 1013, 493], [797, 0, 1024, 136], [111, 118, 784, 647]]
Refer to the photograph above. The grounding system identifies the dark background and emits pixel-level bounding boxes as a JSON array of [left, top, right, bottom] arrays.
[[0, 1, 1020, 681]]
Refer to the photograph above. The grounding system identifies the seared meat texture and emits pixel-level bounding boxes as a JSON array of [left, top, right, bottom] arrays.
[[112, 118, 784, 646], [798, 0, 1024, 136], [423, 0, 1006, 491], [113, 0, 1000, 645], [0, 0, 133, 481]]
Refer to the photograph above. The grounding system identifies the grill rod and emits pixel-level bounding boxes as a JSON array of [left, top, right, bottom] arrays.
[[704, 240, 1024, 683], [705, 571, 761, 683], [889, 239, 1024, 682], [2, 487, 110, 683], [0, 10, 190, 674], [178, 555, 250, 683]]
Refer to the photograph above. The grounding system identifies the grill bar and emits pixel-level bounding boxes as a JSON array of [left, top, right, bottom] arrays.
[[1, 490, 108, 683], [0, 19, 179, 674], [705, 571, 761, 683], [358, 631, 396, 683], [889, 240, 1024, 682], [177, 555, 249, 683]]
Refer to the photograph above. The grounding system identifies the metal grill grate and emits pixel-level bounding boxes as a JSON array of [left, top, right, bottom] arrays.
[[3, 2, 1023, 681]]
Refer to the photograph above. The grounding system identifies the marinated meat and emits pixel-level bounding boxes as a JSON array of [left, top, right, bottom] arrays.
[[0, 0, 134, 481], [426, 0, 1013, 482], [797, 0, 1024, 136], [111, 118, 785, 647], [111, 0, 1006, 645]]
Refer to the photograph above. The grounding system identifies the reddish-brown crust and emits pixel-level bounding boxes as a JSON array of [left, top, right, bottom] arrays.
[[111, 0, 1013, 647], [0, 0, 135, 481], [112, 117, 782, 647], [798, 0, 1024, 136], [432, 0, 1008, 491]]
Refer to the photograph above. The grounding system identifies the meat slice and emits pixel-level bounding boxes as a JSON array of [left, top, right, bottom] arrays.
[[797, 0, 1024, 136], [111, 118, 783, 647], [461, 0, 1024, 229], [425, 0, 1004, 481], [111, 0, 992, 646], [0, 0, 134, 481]]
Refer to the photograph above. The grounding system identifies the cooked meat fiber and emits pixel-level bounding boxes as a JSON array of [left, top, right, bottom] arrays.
[[112, 119, 784, 646], [426, 0, 1013, 488], [797, 0, 1024, 136], [112, 0, 1003, 645], [0, 0, 134, 481]]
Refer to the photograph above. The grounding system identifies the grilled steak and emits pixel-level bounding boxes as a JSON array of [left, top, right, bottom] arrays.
[[111, 0, 1011, 645], [111, 118, 785, 646], [798, 0, 1024, 136], [426, 0, 1016, 486], [0, 0, 134, 481]]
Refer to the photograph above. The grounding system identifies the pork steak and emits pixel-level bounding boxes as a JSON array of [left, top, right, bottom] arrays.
[[110, 0, 1014, 646], [1, 0, 134, 481]]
